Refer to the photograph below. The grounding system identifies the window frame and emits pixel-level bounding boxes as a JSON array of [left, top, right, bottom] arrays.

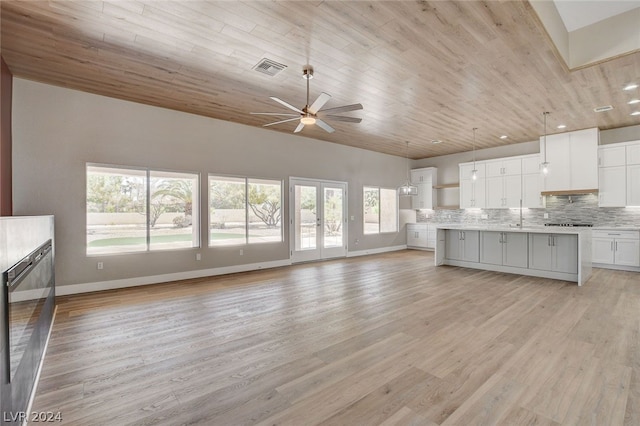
[[363, 185, 399, 235], [86, 163, 201, 256], [208, 173, 284, 247]]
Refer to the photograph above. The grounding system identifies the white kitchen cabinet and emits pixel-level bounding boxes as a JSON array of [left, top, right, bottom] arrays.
[[529, 233, 578, 274], [460, 163, 485, 208], [521, 155, 545, 208], [407, 224, 428, 248], [485, 158, 522, 178], [521, 154, 541, 174], [480, 231, 528, 268], [541, 128, 599, 192], [628, 164, 640, 207], [486, 174, 522, 208], [522, 173, 545, 208], [627, 143, 640, 165], [599, 166, 626, 207], [592, 230, 640, 268], [599, 145, 626, 167], [445, 229, 479, 262], [410, 167, 437, 210]]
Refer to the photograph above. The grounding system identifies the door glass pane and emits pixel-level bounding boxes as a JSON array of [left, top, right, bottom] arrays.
[[248, 178, 283, 244], [149, 171, 199, 250], [87, 165, 147, 254], [324, 187, 343, 248], [209, 176, 246, 246], [295, 185, 317, 250]]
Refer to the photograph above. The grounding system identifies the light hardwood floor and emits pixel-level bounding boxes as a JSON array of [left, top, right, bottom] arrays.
[[33, 250, 639, 425]]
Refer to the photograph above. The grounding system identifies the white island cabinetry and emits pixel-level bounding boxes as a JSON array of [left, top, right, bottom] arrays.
[[407, 224, 436, 250], [445, 230, 479, 262]]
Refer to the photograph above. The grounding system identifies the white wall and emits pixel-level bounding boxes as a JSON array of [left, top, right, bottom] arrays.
[[12, 79, 409, 288]]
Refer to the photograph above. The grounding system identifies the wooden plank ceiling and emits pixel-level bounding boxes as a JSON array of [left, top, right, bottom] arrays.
[[1, 1, 639, 159]]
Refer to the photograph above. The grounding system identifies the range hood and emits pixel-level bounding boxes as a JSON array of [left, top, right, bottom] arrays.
[[541, 189, 599, 196]]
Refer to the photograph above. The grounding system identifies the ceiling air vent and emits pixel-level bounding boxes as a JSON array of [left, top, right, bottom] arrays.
[[253, 58, 287, 77], [594, 105, 614, 113]]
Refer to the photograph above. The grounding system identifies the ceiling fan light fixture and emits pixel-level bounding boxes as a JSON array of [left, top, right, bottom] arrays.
[[300, 116, 316, 125]]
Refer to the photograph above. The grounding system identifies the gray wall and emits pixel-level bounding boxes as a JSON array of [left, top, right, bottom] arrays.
[[12, 79, 409, 287]]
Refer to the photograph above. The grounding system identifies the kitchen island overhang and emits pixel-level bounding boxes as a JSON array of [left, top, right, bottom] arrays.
[[434, 225, 592, 286]]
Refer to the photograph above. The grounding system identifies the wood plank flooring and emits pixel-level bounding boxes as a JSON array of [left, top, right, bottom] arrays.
[[32, 250, 639, 425]]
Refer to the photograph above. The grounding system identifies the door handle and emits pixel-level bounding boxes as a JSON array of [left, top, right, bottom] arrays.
[[461, 231, 465, 240], [316, 217, 321, 227], [615, 241, 618, 251]]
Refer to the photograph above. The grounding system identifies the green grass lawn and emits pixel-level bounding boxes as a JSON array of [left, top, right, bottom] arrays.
[[88, 232, 246, 247]]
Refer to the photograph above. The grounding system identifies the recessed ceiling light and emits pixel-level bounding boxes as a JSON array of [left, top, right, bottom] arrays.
[[629, 99, 640, 105], [499, 135, 508, 139], [631, 111, 640, 116], [431, 140, 443, 144], [557, 124, 567, 129], [624, 83, 639, 91]]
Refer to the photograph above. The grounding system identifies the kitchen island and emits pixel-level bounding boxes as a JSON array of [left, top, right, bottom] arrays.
[[434, 225, 592, 285]]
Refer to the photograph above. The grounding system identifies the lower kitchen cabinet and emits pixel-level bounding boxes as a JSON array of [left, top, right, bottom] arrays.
[[529, 233, 578, 274], [445, 229, 479, 262], [407, 224, 436, 249], [480, 231, 528, 268], [592, 230, 640, 268]]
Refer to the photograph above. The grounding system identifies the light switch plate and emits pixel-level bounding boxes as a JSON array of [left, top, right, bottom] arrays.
[[544, 213, 549, 219]]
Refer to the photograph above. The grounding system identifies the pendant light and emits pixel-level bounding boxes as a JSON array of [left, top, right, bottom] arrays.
[[398, 141, 418, 196], [471, 127, 478, 180], [541, 111, 550, 175]]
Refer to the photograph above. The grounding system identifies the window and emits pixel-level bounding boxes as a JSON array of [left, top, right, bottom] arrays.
[[209, 175, 282, 246], [363, 186, 398, 234], [87, 165, 199, 255]]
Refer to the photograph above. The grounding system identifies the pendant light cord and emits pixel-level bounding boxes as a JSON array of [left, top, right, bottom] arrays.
[[472, 127, 477, 168], [543, 111, 549, 163]]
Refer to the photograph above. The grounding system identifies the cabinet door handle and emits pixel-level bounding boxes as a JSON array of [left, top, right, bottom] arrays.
[[462, 231, 465, 240], [611, 241, 614, 251], [548, 235, 551, 246], [499, 233, 503, 243], [615, 241, 618, 251], [503, 233, 507, 244]]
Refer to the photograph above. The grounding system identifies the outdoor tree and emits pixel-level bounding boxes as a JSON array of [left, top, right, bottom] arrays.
[[324, 190, 342, 235], [248, 183, 281, 228]]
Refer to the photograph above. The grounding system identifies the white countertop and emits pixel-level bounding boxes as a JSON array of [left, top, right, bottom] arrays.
[[434, 224, 591, 235], [593, 226, 640, 231]]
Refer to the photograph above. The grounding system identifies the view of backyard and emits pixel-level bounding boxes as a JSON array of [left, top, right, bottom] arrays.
[[87, 167, 283, 254]]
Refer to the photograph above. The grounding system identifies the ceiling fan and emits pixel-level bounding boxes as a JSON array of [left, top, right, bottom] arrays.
[[251, 66, 363, 134]]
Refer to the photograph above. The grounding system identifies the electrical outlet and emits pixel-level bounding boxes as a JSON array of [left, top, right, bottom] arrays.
[[544, 213, 549, 219], [481, 214, 488, 219], [97, 262, 104, 270], [355, 238, 359, 245], [240, 249, 244, 256], [196, 253, 201, 261], [350, 215, 355, 221]]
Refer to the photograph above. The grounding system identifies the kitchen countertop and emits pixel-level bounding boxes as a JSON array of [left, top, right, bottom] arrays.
[[593, 226, 640, 231], [434, 224, 591, 235]]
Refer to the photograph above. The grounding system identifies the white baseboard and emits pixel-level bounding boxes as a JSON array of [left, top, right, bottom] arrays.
[[347, 245, 407, 258], [56, 259, 292, 296]]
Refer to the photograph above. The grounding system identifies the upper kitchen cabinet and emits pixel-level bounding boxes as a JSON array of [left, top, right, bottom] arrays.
[[540, 128, 599, 193], [485, 158, 522, 209], [460, 163, 486, 208], [598, 145, 626, 207], [522, 154, 545, 208], [597, 140, 640, 207], [410, 167, 437, 210]]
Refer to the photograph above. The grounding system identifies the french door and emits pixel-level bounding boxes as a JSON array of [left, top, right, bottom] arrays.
[[289, 178, 347, 263]]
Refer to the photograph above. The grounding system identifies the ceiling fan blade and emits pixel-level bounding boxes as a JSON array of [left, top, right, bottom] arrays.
[[250, 112, 299, 117], [308, 92, 331, 114], [270, 96, 305, 114], [319, 103, 363, 114], [315, 119, 335, 133], [323, 115, 362, 123], [294, 122, 305, 133], [263, 117, 301, 127]]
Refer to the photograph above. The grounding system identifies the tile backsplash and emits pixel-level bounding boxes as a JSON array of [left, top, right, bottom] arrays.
[[417, 194, 640, 227]]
